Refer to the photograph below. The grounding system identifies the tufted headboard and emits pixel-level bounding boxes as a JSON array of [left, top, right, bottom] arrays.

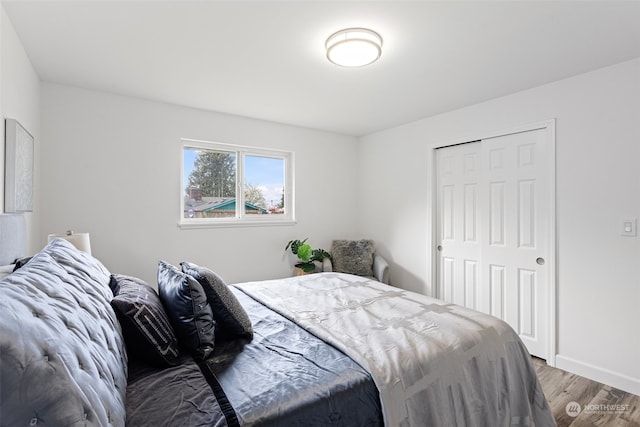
[[0, 238, 128, 426], [0, 213, 27, 265]]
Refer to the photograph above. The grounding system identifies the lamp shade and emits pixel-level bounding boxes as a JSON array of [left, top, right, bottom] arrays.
[[326, 28, 383, 67], [48, 231, 92, 255]]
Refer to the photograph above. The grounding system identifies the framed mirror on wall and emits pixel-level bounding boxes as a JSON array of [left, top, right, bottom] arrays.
[[4, 118, 34, 213]]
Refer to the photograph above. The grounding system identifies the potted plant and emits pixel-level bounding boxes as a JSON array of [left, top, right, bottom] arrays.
[[285, 238, 331, 275]]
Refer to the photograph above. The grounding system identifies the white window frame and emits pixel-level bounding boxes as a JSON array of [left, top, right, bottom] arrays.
[[179, 138, 295, 228]]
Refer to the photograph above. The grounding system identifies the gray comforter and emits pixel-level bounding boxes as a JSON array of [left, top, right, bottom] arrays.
[[235, 272, 556, 427]]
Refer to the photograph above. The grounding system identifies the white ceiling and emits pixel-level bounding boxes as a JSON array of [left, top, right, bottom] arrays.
[[4, 1, 640, 136]]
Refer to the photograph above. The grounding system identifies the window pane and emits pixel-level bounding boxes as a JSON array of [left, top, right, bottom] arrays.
[[244, 155, 284, 215], [184, 148, 237, 218]]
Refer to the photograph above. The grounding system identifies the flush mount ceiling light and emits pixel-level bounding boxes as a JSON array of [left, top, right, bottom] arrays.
[[325, 28, 383, 67]]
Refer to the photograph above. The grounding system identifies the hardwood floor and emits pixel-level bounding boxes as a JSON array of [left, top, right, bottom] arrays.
[[533, 357, 640, 427]]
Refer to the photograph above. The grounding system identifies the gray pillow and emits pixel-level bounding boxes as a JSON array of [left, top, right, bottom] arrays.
[[331, 239, 375, 277], [181, 261, 253, 341]]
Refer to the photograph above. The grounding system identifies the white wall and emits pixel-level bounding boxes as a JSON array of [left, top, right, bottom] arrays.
[[1, 6, 40, 253], [40, 83, 360, 285], [358, 58, 640, 394]]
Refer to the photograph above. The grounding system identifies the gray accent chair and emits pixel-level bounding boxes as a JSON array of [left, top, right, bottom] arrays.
[[320, 239, 389, 285]]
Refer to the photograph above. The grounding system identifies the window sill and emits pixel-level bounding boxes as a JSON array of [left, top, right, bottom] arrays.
[[178, 218, 297, 229]]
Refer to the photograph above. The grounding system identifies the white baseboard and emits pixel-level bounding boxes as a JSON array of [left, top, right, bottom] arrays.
[[555, 355, 640, 396]]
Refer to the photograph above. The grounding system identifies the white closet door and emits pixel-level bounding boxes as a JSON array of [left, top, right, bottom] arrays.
[[436, 141, 482, 308], [436, 128, 550, 358]]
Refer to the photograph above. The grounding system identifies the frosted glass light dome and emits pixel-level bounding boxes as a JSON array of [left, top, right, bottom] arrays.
[[325, 28, 383, 67]]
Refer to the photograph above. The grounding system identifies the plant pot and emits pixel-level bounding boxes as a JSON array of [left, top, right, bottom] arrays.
[[294, 267, 312, 276]]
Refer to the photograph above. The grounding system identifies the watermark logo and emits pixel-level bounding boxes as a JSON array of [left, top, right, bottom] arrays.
[[583, 404, 630, 415], [565, 401, 630, 418], [566, 401, 581, 417]]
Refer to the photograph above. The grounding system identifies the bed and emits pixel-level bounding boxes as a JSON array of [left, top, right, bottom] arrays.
[[0, 222, 555, 426]]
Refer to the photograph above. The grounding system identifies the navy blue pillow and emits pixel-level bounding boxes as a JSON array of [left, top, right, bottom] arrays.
[[157, 261, 215, 360], [110, 274, 180, 368]]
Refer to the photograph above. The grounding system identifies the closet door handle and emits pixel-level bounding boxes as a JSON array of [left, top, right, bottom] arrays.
[[536, 257, 545, 265]]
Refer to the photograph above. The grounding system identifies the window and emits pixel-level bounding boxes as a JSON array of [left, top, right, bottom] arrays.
[[180, 139, 294, 227]]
